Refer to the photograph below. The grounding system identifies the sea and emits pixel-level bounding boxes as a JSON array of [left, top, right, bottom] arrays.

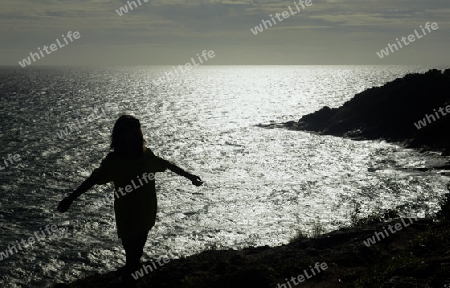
[[0, 65, 449, 287]]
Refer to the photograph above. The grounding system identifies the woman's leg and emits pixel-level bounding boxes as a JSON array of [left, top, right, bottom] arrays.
[[121, 230, 149, 283]]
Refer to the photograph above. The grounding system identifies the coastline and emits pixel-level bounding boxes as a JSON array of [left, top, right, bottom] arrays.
[[56, 216, 450, 287]]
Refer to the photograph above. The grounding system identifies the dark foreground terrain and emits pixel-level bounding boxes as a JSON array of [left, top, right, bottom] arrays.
[[56, 213, 450, 287]]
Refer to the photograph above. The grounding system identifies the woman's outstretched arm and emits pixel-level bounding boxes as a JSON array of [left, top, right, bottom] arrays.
[[57, 175, 97, 213], [167, 163, 203, 186]]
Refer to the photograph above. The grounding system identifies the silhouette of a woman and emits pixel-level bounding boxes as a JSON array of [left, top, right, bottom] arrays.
[[57, 115, 203, 286]]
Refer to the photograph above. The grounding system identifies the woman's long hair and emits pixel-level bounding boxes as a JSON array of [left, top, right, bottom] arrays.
[[110, 115, 145, 158]]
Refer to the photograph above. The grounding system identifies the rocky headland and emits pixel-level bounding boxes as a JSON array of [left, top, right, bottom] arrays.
[[279, 69, 450, 155]]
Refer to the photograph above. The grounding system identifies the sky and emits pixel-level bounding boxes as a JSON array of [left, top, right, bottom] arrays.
[[0, 0, 449, 66]]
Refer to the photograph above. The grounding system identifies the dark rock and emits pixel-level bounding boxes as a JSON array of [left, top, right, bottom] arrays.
[[290, 69, 450, 153]]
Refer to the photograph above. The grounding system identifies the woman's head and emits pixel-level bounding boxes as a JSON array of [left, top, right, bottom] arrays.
[[111, 115, 145, 158]]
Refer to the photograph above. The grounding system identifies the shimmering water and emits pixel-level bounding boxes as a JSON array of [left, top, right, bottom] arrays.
[[0, 65, 448, 287]]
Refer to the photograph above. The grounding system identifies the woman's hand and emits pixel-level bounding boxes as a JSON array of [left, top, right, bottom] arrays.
[[189, 175, 204, 186], [57, 196, 74, 213], [56, 176, 96, 213]]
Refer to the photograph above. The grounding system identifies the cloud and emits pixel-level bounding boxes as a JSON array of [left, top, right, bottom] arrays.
[[0, 0, 449, 65]]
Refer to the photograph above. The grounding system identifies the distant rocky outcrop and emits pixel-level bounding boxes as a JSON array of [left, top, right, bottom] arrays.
[[284, 69, 450, 154]]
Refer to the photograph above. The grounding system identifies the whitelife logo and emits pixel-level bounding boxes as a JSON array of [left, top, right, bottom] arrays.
[[413, 104, 450, 129], [0, 224, 66, 261], [151, 50, 215, 86], [18, 31, 81, 68], [113, 172, 155, 200], [250, 0, 313, 35], [276, 262, 328, 287], [55, 103, 117, 140], [363, 218, 418, 247], [131, 256, 171, 280], [0, 153, 21, 171], [115, 0, 150, 16], [91, 172, 157, 209], [376, 22, 438, 59]]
